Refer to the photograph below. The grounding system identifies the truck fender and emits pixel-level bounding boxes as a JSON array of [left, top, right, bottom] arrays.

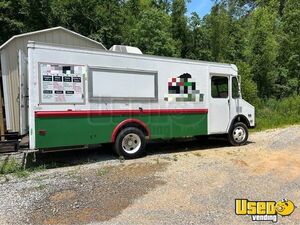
[[111, 118, 150, 142], [228, 115, 250, 132]]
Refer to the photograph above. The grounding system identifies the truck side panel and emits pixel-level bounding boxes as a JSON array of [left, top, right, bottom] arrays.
[[35, 112, 208, 149]]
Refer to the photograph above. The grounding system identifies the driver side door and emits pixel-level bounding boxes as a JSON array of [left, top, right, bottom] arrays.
[[208, 75, 230, 134]]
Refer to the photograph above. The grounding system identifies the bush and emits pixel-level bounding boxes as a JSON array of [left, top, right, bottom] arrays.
[[238, 61, 260, 106], [0, 158, 29, 178], [254, 95, 300, 130], [0, 158, 21, 174]]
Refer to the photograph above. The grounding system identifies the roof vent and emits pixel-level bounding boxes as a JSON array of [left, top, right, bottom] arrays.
[[109, 45, 143, 54]]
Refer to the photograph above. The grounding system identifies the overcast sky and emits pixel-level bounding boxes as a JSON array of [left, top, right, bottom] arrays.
[[187, 0, 214, 17]]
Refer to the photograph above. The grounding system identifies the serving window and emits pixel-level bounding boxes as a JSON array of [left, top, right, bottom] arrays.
[[88, 67, 158, 102]]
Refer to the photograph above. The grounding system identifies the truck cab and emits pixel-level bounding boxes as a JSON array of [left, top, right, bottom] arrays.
[[208, 66, 255, 145]]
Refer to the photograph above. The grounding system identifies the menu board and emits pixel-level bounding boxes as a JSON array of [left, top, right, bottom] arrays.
[[40, 64, 85, 104]]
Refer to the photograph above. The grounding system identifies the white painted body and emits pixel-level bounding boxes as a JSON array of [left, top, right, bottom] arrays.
[[25, 42, 255, 149]]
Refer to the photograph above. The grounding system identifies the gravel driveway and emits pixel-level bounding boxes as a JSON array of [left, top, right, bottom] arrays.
[[0, 125, 299, 225]]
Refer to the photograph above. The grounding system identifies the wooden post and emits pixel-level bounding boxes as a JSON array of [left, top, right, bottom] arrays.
[[0, 80, 5, 141]]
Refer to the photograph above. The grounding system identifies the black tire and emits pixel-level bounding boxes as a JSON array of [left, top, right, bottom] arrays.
[[228, 122, 248, 146], [114, 127, 146, 159]]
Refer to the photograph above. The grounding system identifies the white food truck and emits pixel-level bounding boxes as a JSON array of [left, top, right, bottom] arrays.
[[13, 41, 255, 158]]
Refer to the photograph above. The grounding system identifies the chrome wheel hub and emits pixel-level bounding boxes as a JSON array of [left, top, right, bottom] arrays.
[[233, 126, 246, 143], [122, 133, 141, 154]]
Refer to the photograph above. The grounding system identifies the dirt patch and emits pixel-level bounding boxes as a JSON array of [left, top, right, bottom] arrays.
[[250, 150, 300, 181], [29, 162, 168, 225], [231, 159, 249, 167], [227, 149, 300, 182], [49, 190, 76, 203]]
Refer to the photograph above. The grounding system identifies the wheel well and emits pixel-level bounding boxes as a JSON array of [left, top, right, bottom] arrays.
[[231, 115, 250, 128], [111, 119, 150, 142]]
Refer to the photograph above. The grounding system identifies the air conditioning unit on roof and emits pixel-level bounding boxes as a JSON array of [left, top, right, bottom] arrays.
[[109, 45, 143, 54]]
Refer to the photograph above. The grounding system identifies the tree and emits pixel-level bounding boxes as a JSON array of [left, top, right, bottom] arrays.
[[245, 5, 279, 98], [186, 12, 212, 61], [22, 0, 52, 31], [50, 0, 125, 48], [122, 0, 143, 45], [0, 0, 26, 44], [278, 0, 300, 95], [127, 8, 179, 56], [204, 4, 231, 62], [151, 0, 171, 13], [91, 0, 125, 47], [171, 0, 189, 57], [50, 0, 100, 37], [237, 61, 259, 105]]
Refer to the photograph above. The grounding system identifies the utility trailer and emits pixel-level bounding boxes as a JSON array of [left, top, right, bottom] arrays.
[[5, 41, 255, 158]]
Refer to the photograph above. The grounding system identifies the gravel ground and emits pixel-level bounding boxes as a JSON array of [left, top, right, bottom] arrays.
[[0, 125, 300, 225]]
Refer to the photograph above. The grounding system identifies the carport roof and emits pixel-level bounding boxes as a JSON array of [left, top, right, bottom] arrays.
[[0, 26, 107, 50]]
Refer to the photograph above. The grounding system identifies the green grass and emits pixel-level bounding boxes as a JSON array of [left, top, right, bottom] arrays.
[[14, 170, 30, 178], [254, 95, 300, 131], [0, 158, 47, 179], [0, 158, 22, 175], [0, 158, 31, 178]]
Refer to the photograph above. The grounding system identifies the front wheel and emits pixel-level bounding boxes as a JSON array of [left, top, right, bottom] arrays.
[[228, 122, 248, 146], [114, 127, 146, 159]]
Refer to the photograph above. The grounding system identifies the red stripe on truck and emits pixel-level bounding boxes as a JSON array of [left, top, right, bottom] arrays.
[[35, 109, 208, 118]]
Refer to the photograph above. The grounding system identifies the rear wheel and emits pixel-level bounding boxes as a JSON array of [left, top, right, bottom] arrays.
[[114, 127, 146, 159], [228, 122, 248, 146]]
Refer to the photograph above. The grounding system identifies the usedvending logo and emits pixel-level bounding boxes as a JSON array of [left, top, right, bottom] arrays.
[[235, 199, 295, 223]]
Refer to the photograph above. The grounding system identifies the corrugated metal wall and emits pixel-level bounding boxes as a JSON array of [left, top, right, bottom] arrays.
[[1, 29, 105, 132]]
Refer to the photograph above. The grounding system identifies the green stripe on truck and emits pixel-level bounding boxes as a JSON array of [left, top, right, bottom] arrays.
[[35, 113, 208, 149]]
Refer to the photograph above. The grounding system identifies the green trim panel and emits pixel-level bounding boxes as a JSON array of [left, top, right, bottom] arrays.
[[35, 114, 207, 149]]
